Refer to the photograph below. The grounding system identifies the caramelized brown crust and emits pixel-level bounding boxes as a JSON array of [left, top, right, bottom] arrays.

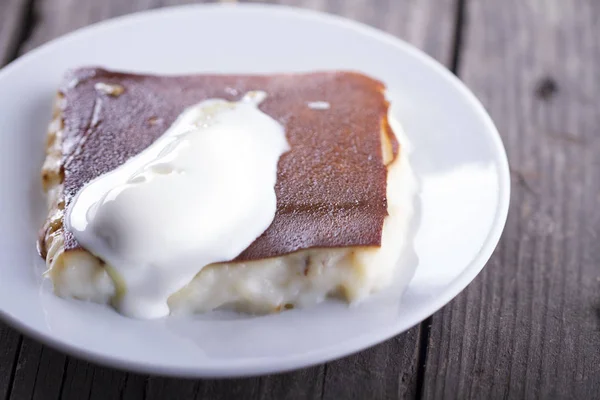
[[57, 68, 398, 261]]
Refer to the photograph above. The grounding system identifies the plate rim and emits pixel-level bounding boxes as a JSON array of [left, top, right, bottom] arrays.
[[0, 2, 510, 377]]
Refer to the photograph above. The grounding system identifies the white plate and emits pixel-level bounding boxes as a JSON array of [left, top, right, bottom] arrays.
[[0, 4, 509, 377]]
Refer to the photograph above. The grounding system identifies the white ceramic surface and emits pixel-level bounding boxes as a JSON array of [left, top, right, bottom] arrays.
[[0, 4, 510, 377]]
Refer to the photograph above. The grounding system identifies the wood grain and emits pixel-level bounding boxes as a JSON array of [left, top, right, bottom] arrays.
[[19, 0, 203, 55], [247, 0, 456, 65], [0, 328, 20, 400], [0, 2, 31, 399], [0, 0, 457, 399], [422, 0, 600, 398], [0, 0, 29, 65], [256, 329, 421, 400]]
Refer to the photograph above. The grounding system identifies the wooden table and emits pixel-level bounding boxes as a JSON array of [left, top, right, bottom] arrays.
[[1, 0, 599, 398]]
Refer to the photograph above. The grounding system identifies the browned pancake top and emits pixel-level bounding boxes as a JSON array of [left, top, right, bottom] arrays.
[[59, 68, 398, 261]]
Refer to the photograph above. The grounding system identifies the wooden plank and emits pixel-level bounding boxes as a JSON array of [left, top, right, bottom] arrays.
[[256, 330, 421, 400], [88, 368, 146, 400], [0, 0, 29, 65], [258, 366, 324, 400], [19, 0, 203, 55], [2, 0, 457, 399], [8, 341, 66, 400], [1, 2, 36, 399], [321, 333, 421, 400], [247, 0, 456, 65], [0, 325, 21, 400], [196, 378, 260, 399], [423, 0, 600, 398]]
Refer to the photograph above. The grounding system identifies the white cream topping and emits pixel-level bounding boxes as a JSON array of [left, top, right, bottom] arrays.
[[66, 91, 289, 319]]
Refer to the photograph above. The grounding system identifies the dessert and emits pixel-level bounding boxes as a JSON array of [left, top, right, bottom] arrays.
[[39, 68, 415, 318]]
